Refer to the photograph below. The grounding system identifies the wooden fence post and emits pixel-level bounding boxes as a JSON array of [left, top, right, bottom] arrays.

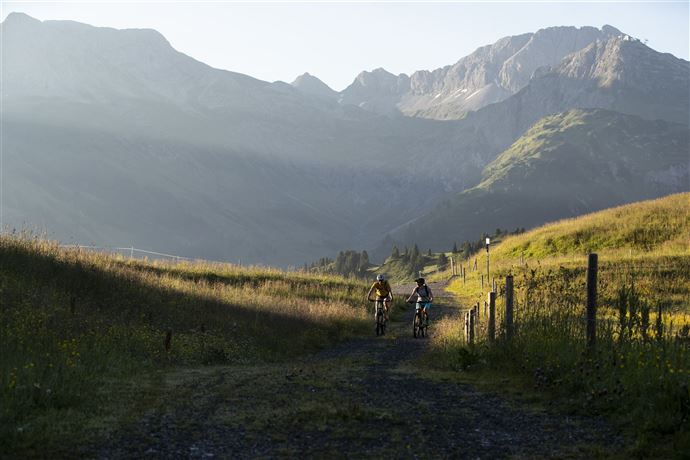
[[505, 275, 514, 341], [586, 253, 598, 350], [450, 257, 455, 276], [488, 291, 496, 342], [475, 302, 480, 321], [164, 329, 173, 353], [469, 307, 475, 345], [492, 277, 496, 293], [481, 274, 484, 290], [463, 267, 466, 284], [464, 311, 469, 342]]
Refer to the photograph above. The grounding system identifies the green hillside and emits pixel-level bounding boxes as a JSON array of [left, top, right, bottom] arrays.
[[432, 193, 690, 456], [493, 192, 690, 259], [397, 109, 689, 251], [446, 192, 690, 309]]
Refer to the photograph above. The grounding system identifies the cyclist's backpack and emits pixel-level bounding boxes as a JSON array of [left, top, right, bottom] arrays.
[[417, 285, 430, 298]]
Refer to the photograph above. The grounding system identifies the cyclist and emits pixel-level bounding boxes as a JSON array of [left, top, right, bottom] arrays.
[[367, 274, 393, 320], [407, 277, 433, 324]]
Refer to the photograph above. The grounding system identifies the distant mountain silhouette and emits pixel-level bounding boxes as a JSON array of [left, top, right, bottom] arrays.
[[2, 13, 687, 265], [291, 72, 338, 99]]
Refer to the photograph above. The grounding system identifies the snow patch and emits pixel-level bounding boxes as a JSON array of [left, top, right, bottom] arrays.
[[465, 89, 481, 100]]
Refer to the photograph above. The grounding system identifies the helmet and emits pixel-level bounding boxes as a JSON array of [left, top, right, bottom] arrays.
[[376, 274, 385, 281], [415, 277, 425, 284]]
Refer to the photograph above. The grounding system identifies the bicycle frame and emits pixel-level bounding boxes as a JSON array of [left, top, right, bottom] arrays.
[[371, 298, 387, 336]]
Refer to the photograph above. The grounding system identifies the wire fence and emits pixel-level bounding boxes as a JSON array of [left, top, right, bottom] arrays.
[[59, 244, 191, 262]]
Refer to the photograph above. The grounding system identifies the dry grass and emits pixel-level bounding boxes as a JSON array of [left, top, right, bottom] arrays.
[[429, 194, 690, 456], [0, 235, 369, 453]]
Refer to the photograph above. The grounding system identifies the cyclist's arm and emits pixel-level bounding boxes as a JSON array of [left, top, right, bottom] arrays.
[[366, 285, 375, 301], [427, 287, 434, 302], [406, 287, 418, 303]]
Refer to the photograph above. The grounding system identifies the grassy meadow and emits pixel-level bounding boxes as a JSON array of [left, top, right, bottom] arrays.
[[428, 193, 690, 456], [0, 235, 375, 455]]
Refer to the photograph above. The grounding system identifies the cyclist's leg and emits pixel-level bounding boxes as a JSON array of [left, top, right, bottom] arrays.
[[384, 298, 391, 320], [415, 302, 423, 322]]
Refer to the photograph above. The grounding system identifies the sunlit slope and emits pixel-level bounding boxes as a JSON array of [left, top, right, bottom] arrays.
[[447, 193, 690, 313], [493, 192, 690, 259], [395, 109, 689, 251], [437, 194, 690, 460]]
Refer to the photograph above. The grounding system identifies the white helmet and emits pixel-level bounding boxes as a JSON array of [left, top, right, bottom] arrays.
[[376, 274, 385, 281]]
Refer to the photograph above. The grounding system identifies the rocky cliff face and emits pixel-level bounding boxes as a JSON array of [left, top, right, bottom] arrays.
[[338, 25, 623, 119], [338, 68, 410, 116], [454, 35, 690, 164]]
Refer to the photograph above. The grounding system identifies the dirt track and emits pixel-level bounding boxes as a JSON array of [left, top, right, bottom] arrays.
[[94, 282, 623, 458]]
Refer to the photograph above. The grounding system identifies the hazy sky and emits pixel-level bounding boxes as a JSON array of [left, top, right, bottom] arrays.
[[2, 1, 688, 90]]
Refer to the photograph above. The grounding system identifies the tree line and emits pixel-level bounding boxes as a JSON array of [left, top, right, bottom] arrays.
[[305, 227, 526, 279], [450, 228, 525, 259], [387, 244, 429, 276], [305, 250, 371, 278]]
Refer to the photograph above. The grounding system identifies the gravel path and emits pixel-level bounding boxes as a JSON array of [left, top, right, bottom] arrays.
[[93, 282, 623, 459]]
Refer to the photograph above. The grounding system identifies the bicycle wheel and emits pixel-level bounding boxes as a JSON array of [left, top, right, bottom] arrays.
[[413, 314, 419, 338]]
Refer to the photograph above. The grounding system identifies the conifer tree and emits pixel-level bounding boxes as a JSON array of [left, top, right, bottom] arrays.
[[437, 252, 448, 269], [412, 244, 420, 259]]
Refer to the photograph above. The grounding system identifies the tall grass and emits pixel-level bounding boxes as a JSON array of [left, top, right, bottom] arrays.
[[433, 261, 690, 455], [493, 192, 690, 259], [0, 235, 369, 453], [430, 194, 690, 456]]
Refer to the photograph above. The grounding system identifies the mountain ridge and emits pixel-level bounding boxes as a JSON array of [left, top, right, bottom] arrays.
[[390, 109, 689, 251], [338, 25, 625, 119], [3, 12, 688, 266]]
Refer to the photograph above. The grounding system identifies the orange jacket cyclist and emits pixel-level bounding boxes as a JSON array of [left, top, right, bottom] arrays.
[[367, 274, 393, 320]]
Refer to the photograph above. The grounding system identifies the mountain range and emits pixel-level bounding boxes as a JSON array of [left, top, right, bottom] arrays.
[[332, 25, 624, 119], [392, 109, 689, 250], [2, 12, 688, 265]]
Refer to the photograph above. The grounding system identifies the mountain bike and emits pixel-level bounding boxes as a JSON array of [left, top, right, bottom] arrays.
[[369, 298, 387, 336], [412, 301, 430, 338]]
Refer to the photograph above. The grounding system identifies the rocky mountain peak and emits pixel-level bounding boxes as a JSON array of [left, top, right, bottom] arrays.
[[352, 68, 408, 88], [291, 72, 337, 99], [338, 68, 410, 114], [2, 11, 41, 26], [601, 24, 623, 36], [341, 25, 633, 119], [554, 35, 689, 91]]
